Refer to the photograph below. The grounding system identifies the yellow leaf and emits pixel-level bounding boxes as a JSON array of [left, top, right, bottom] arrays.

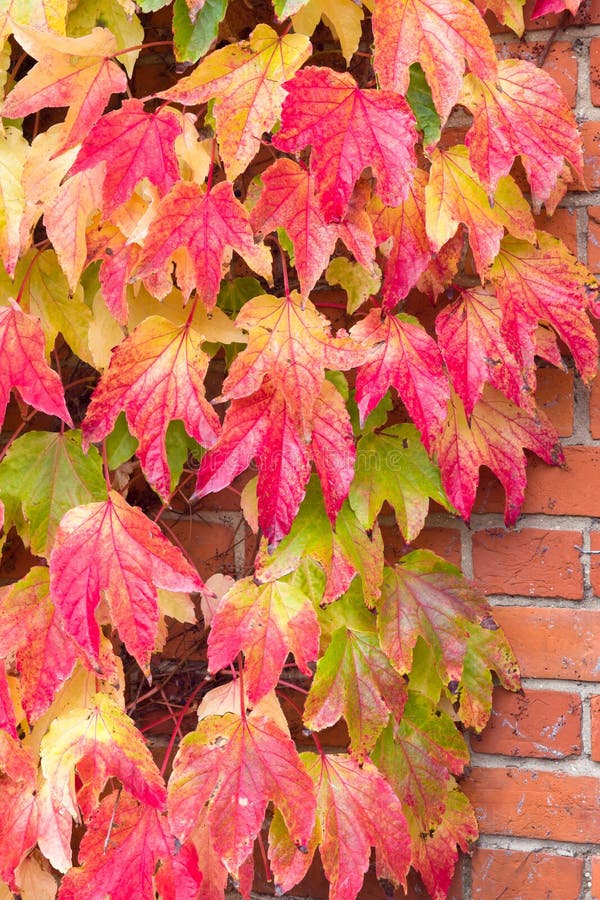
[[326, 257, 381, 313], [0, 126, 27, 277], [88, 291, 125, 370], [293, 0, 364, 64], [67, 0, 144, 76], [0, 0, 68, 44]]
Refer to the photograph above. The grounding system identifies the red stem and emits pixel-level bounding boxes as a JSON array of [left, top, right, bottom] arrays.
[[160, 681, 206, 778]]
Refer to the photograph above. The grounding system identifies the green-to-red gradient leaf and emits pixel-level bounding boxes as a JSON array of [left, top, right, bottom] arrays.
[[0, 567, 78, 723], [40, 692, 167, 821], [207, 576, 320, 704], [351, 310, 450, 452], [136, 180, 272, 305], [69, 99, 183, 215], [434, 388, 563, 524], [49, 490, 204, 673], [0, 25, 127, 153], [0, 300, 72, 429], [168, 710, 316, 876], [273, 67, 417, 222], [459, 60, 583, 207], [58, 792, 201, 900], [270, 752, 411, 900], [372, 0, 497, 122], [303, 626, 408, 759], [83, 316, 220, 501], [488, 233, 599, 384]]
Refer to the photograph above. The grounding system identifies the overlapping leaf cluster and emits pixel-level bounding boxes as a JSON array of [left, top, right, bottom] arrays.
[[0, 0, 595, 897]]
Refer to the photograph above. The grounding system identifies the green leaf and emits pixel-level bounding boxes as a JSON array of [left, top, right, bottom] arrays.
[[350, 424, 452, 540], [165, 419, 204, 493], [137, 0, 170, 9], [458, 623, 520, 731], [105, 412, 138, 470], [406, 63, 441, 148], [326, 257, 381, 314], [173, 0, 229, 63], [67, 0, 144, 76], [0, 430, 107, 557]]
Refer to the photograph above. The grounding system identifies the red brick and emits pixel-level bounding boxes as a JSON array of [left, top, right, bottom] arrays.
[[493, 607, 600, 680], [476, 448, 600, 517], [536, 368, 574, 437], [471, 849, 583, 899], [382, 525, 462, 568], [463, 767, 600, 841], [592, 856, 600, 898], [534, 206, 578, 255], [472, 849, 582, 899], [588, 206, 600, 274], [579, 122, 600, 191], [497, 41, 578, 107], [590, 373, 600, 438], [587, 533, 600, 596], [473, 687, 582, 758], [472, 529, 583, 599], [591, 695, 600, 761], [165, 517, 236, 580]]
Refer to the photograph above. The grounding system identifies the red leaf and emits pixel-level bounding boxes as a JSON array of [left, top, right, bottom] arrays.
[[83, 316, 220, 501], [168, 709, 316, 876], [351, 309, 450, 451], [70, 99, 183, 215], [41, 692, 167, 821], [0, 664, 16, 738], [434, 388, 563, 524], [86, 219, 141, 324], [274, 67, 417, 222], [49, 490, 204, 672], [207, 576, 320, 703], [460, 60, 583, 208], [310, 378, 356, 523], [435, 286, 531, 415], [0, 300, 72, 429], [0, 734, 38, 889], [0, 567, 78, 723], [0, 25, 127, 153], [136, 180, 271, 305]]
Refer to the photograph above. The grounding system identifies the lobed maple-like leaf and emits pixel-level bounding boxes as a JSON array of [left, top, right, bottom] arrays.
[[304, 625, 408, 759], [349, 424, 451, 540], [435, 286, 531, 416], [488, 233, 599, 384], [49, 490, 204, 672], [85, 218, 141, 324], [40, 692, 166, 821], [0, 25, 127, 153], [292, 0, 364, 64], [0, 300, 72, 430], [0, 733, 39, 890], [458, 623, 520, 731], [0, 430, 106, 558], [351, 310, 450, 452], [83, 316, 220, 501], [69, 99, 183, 215], [160, 24, 311, 180], [270, 752, 411, 900], [274, 66, 417, 222], [136, 180, 272, 305], [371, 0, 497, 122], [207, 576, 320, 704], [59, 791, 201, 900], [0, 567, 79, 723], [377, 550, 490, 683], [436, 386, 564, 524], [460, 60, 583, 208], [372, 695, 469, 833], [168, 709, 316, 876], [44, 167, 103, 292]]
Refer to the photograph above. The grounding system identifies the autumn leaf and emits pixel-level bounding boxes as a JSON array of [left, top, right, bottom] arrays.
[[83, 316, 221, 501], [458, 623, 520, 730], [208, 576, 320, 704], [172, 0, 228, 63], [351, 310, 450, 452], [304, 625, 407, 758], [1, 24, 127, 153], [488, 232, 599, 384], [49, 490, 204, 672], [59, 792, 200, 900], [349, 424, 452, 540], [0, 734, 39, 890], [0, 430, 106, 558], [136, 180, 272, 305], [326, 257, 381, 314], [44, 168, 103, 291], [274, 67, 417, 222], [460, 60, 583, 208], [168, 709, 316, 876], [372, 0, 497, 121], [270, 752, 411, 900], [69, 99, 183, 215], [160, 24, 311, 179], [0, 126, 28, 277], [0, 0, 68, 45], [0, 300, 72, 429], [435, 286, 531, 415], [40, 692, 166, 820], [85, 219, 141, 324], [0, 666, 16, 739], [0, 567, 79, 723]]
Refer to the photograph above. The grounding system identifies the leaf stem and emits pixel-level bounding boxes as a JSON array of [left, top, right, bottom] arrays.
[[101, 439, 112, 492], [110, 40, 174, 60], [160, 681, 206, 778]]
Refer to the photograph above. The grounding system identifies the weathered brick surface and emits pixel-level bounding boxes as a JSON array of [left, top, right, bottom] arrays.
[[473, 688, 582, 758], [471, 849, 583, 899]]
